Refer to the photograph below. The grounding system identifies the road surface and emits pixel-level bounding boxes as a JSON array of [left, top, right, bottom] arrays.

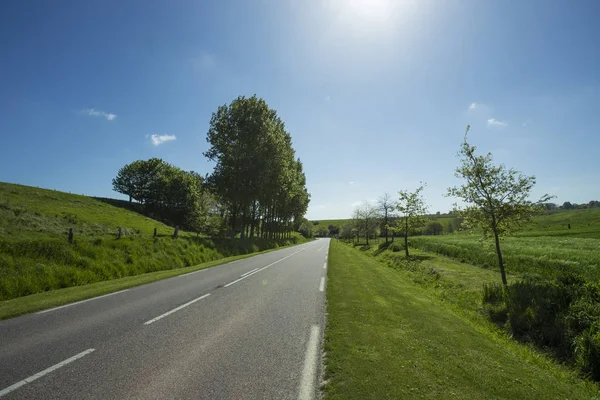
[[0, 238, 330, 399]]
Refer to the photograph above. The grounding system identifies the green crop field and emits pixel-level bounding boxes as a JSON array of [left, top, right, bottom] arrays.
[[0, 182, 306, 303]]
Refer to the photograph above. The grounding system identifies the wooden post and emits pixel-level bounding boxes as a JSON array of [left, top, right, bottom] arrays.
[[568, 223, 571, 230], [154, 227, 157, 237], [173, 225, 179, 239], [117, 227, 122, 239], [68, 228, 73, 244]]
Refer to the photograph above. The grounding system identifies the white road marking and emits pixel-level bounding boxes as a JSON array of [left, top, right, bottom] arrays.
[[298, 325, 320, 400], [319, 277, 325, 292], [144, 294, 211, 325], [240, 268, 259, 277], [224, 246, 310, 288], [0, 349, 95, 397], [37, 290, 129, 314], [323, 262, 327, 270]]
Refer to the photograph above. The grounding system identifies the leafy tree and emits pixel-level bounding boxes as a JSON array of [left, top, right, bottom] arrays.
[[447, 125, 552, 285], [424, 221, 444, 236], [446, 221, 454, 234], [562, 201, 574, 210], [377, 193, 395, 243], [316, 226, 329, 237], [298, 221, 313, 239], [204, 95, 310, 239], [395, 184, 428, 257], [328, 224, 340, 237]]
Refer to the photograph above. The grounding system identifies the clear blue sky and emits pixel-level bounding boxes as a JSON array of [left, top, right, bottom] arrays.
[[1, 0, 599, 220]]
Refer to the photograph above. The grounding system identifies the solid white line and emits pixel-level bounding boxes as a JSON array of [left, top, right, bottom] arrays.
[[0, 349, 95, 397], [319, 277, 325, 292], [224, 246, 310, 288], [323, 262, 327, 270], [144, 293, 211, 325], [240, 268, 259, 277], [298, 325, 320, 400], [37, 290, 129, 314]]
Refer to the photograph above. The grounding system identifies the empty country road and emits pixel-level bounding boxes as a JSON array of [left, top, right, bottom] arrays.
[[0, 239, 329, 400]]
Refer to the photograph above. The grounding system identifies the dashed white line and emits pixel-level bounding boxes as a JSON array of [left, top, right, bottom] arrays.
[[319, 277, 325, 292], [240, 268, 259, 277], [298, 325, 320, 400], [224, 246, 310, 288], [37, 290, 129, 314], [323, 262, 327, 270], [0, 349, 95, 398], [144, 293, 211, 325]]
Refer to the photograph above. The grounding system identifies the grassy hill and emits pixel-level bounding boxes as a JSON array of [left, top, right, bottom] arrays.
[[0, 182, 304, 301]]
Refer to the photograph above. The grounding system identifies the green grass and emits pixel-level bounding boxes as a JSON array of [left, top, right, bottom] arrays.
[[0, 182, 307, 301], [0, 243, 302, 320], [412, 234, 600, 281], [323, 241, 600, 399]]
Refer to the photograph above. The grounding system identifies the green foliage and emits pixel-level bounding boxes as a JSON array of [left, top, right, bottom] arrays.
[[204, 95, 310, 239], [298, 221, 313, 239], [316, 226, 329, 237], [423, 221, 444, 236], [447, 125, 553, 284], [327, 224, 340, 237], [394, 184, 428, 256]]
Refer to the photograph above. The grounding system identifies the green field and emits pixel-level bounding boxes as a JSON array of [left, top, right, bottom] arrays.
[[0, 182, 306, 302], [323, 241, 600, 399]]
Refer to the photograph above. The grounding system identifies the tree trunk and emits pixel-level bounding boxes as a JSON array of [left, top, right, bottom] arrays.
[[404, 217, 409, 257], [494, 230, 508, 285], [384, 211, 388, 244]]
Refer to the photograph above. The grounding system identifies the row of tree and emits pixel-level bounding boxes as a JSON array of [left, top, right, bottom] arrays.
[[112, 158, 213, 231], [346, 125, 552, 285], [112, 96, 310, 239]]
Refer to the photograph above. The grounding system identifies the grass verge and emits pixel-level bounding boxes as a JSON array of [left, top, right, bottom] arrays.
[[322, 240, 599, 399], [0, 241, 307, 320]]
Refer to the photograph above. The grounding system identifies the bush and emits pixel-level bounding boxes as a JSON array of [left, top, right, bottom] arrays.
[[482, 282, 504, 305], [390, 243, 403, 252]]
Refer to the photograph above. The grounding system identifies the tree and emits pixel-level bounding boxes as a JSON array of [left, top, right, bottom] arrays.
[[316, 226, 329, 237], [562, 201, 574, 210], [446, 221, 454, 234], [424, 221, 444, 236], [204, 95, 310, 239], [355, 202, 379, 245], [447, 125, 552, 285], [395, 184, 428, 257], [328, 224, 340, 237], [377, 193, 394, 243]]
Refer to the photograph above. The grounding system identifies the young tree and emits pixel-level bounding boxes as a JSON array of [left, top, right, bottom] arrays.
[[395, 184, 428, 257], [377, 193, 394, 243], [355, 202, 379, 245], [447, 125, 552, 285]]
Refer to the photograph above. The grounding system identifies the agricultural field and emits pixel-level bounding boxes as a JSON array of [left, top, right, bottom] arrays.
[[0, 182, 305, 303]]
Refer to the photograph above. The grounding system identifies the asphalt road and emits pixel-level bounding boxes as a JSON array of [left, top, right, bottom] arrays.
[[0, 238, 330, 399]]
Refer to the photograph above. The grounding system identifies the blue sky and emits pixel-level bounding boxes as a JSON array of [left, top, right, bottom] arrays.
[[1, 0, 599, 220]]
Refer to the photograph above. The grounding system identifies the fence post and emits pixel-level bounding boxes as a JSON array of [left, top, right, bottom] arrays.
[[173, 225, 179, 239], [154, 227, 157, 237], [117, 227, 122, 239], [68, 228, 73, 244]]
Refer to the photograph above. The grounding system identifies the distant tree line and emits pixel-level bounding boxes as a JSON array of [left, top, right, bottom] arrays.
[[543, 201, 600, 210], [112, 96, 310, 238]]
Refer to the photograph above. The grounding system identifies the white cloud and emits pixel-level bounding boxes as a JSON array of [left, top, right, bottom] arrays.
[[150, 134, 177, 146], [192, 52, 216, 70], [468, 102, 479, 111], [522, 119, 532, 127], [351, 201, 362, 208], [487, 118, 508, 127], [83, 108, 117, 121], [348, 181, 355, 185]]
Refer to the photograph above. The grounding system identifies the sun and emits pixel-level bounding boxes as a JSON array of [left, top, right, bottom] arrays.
[[346, 0, 393, 22]]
